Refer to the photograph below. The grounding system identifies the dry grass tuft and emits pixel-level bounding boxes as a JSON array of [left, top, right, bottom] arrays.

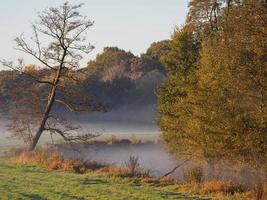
[[201, 181, 246, 194], [98, 166, 130, 177], [252, 182, 266, 200], [97, 155, 151, 178], [12, 150, 108, 174], [175, 180, 250, 199], [184, 166, 204, 183], [11, 150, 152, 179]]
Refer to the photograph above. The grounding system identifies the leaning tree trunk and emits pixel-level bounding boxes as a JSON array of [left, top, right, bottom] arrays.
[[29, 50, 66, 151], [28, 84, 57, 151]]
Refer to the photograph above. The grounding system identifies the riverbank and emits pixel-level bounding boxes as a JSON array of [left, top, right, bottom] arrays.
[[0, 157, 206, 200]]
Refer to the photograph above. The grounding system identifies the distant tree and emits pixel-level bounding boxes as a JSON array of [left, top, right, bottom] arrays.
[[1, 2, 103, 151], [133, 70, 164, 104], [86, 47, 137, 81], [140, 40, 170, 73]]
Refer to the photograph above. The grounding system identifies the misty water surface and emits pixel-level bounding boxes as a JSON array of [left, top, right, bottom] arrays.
[[58, 105, 180, 176], [66, 105, 161, 135], [0, 105, 178, 175]]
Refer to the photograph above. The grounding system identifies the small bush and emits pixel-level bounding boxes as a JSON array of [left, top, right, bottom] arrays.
[[124, 155, 140, 177], [98, 155, 151, 178], [184, 166, 204, 183], [124, 155, 151, 178], [141, 169, 152, 178]]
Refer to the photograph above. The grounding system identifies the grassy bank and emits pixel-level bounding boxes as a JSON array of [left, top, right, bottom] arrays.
[[0, 141, 264, 200], [0, 157, 206, 200]]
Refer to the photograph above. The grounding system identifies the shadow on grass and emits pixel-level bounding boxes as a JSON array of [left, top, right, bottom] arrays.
[[159, 191, 212, 200], [14, 164, 47, 174], [53, 191, 86, 200], [20, 193, 47, 200], [82, 178, 108, 185]]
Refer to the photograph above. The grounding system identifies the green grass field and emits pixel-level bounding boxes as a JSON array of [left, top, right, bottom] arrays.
[[0, 158, 208, 200]]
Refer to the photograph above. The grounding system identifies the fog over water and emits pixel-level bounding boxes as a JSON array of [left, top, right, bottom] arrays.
[[58, 142, 179, 177], [0, 105, 160, 137], [60, 105, 180, 177], [64, 105, 161, 135]]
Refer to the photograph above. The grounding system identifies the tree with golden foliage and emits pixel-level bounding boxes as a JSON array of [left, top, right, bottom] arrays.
[[158, 0, 266, 172]]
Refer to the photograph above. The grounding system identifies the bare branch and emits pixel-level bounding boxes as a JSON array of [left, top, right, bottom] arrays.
[[44, 127, 101, 143], [14, 35, 56, 71], [0, 59, 55, 86], [55, 99, 75, 112]]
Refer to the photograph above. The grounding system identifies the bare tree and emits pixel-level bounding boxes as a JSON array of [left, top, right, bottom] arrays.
[[1, 2, 103, 151]]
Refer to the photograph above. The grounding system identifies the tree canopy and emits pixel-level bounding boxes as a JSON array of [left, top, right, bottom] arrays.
[[157, 0, 267, 172]]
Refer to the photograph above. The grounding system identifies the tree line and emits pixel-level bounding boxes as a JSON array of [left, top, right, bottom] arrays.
[[0, 44, 168, 111]]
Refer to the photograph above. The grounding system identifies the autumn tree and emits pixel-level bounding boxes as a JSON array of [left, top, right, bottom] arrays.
[[158, 0, 266, 172], [1, 2, 102, 151], [157, 26, 201, 159], [139, 40, 170, 73], [86, 47, 137, 81], [193, 0, 267, 169]]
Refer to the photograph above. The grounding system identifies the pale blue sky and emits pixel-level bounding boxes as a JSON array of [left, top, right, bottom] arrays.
[[0, 0, 189, 68]]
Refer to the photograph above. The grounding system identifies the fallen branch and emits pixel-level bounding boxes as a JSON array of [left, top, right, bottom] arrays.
[[161, 157, 192, 178]]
